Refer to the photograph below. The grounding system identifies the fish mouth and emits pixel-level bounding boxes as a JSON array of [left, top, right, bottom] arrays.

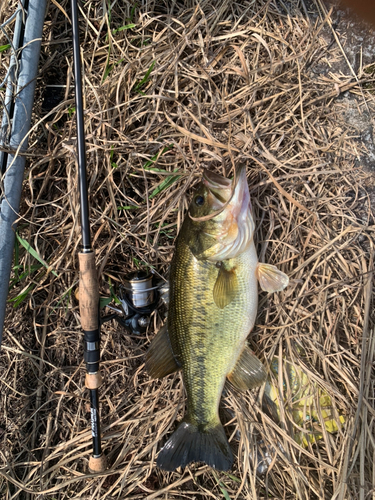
[[198, 165, 254, 261], [203, 170, 232, 204], [203, 166, 248, 213], [230, 164, 249, 219]]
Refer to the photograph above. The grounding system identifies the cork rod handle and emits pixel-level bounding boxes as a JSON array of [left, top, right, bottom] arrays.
[[78, 252, 99, 331]]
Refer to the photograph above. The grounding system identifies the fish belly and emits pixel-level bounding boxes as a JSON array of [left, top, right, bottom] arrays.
[[168, 239, 258, 428]]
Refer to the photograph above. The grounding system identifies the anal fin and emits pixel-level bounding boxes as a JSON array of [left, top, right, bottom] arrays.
[[256, 263, 289, 293], [227, 346, 267, 391], [145, 324, 180, 379]]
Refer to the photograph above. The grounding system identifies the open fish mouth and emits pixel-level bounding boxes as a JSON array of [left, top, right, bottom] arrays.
[[203, 166, 249, 216], [229, 165, 250, 220], [200, 165, 253, 260], [203, 169, 232, 204]]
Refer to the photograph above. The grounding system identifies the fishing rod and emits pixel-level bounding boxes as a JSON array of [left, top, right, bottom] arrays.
[[70, 0, 106, 473]]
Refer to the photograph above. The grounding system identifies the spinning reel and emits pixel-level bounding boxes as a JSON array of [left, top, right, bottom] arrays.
[[103, 271, 168, 334]]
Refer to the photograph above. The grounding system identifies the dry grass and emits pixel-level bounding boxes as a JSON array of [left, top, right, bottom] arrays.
[[0, 0, 374, 498]]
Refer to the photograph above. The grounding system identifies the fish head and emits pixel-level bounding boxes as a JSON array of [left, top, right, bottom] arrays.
[[185, 165, 255, 261]]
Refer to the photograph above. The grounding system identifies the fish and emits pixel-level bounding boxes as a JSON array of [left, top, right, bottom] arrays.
[[145, 165, 289, 471]]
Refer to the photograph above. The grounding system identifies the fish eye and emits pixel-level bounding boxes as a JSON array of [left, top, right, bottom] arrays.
[[195, 195, 205, 206]]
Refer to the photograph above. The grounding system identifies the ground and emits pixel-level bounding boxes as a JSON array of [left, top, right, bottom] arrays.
[[0, 0, 374, 499]]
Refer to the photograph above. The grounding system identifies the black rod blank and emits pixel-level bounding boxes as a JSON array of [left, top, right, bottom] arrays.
[[70, 0, 91, 252], [90, 389, 102, 457]]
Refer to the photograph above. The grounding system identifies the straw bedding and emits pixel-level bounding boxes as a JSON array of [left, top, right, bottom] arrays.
[[0, 0, 374, 498]]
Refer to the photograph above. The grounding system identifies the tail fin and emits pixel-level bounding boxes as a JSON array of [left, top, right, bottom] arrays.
[[157, 421, 233, 471]]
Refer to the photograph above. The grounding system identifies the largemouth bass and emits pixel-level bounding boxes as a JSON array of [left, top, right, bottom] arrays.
[[146, 165, 289, 471]]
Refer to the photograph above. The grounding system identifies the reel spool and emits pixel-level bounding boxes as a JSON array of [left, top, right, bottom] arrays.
[[123, 270, 155, 308], [119, 271, 158, 334]]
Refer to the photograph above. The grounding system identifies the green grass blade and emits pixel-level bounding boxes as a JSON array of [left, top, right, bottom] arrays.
[[117, 205, 141, 210], [103, 57, 125, 83], [108, 277, 121, 304], [129, 3, 138, 22], [16, 234, 58, 277], [134, 60, 155, 91], [8, 284, 35, 308], [224, 473, 241, 484], [219, 485, 231, 500], [149, 173, 181, 199], [112, 23, 136, 35], [103, 63, 113, 82], [143, 144, 174, 171], [100, 297, 112, 309], [10, 264, 43, 290]]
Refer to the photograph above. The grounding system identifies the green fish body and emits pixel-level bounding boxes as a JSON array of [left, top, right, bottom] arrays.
[[146, 166, 289, 471]]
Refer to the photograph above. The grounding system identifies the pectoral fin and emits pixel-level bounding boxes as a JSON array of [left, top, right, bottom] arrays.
[[213, 266, 239, 309], [256, 263, 289, 293], [145, 324, 180, 379], [227, 346, 267, 391]]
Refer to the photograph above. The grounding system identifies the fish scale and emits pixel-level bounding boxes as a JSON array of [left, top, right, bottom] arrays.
[[169, 237, 259, 431]]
